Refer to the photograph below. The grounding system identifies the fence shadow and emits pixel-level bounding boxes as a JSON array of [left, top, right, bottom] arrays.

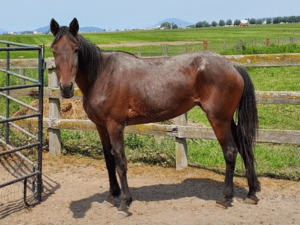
[[69, 178, 248, 219], [0, 152, 60, 219], [0, 173, 60, 219]]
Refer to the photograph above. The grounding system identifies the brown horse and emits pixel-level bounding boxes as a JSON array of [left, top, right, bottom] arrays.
[[50, 18, 260, 213]]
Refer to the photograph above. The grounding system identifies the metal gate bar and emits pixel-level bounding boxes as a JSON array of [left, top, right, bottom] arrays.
[[0, 40, 44, 204]]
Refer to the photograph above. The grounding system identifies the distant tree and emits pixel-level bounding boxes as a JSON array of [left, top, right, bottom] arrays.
[[249, 18, 256, 24], [273, 17, 281, 24], [256, 19, 263, 25], [266, 18, 272, 24], [282, 16, 288, 23], [161, 22, 171, 29], [226, 19, 232, 26], [203, 21, 211, 27], [211, 21, 217, 27], [195, 21, 204, 28], [172, 24, 178, 29], [296, 16, 300, 23], [234, 19, 241, 26], [288, 16, 297, 23], [219, 19, 225, 27]]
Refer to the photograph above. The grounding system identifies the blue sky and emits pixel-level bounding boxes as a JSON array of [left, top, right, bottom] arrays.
[[1, 0, 300, 31]]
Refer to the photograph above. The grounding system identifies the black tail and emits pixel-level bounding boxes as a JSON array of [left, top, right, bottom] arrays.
[[234, 65, 260, 192]]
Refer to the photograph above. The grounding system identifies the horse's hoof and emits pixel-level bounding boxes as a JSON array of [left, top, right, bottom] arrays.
[[113, 210, 132, 219], [244, 196, 259, 205], [216, 199, 232, 209]]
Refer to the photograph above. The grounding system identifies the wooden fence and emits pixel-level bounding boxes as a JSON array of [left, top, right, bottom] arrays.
[[1, 54, 300, 170]]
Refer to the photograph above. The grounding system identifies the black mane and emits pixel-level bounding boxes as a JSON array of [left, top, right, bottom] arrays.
[[77, 35, 103, 84]]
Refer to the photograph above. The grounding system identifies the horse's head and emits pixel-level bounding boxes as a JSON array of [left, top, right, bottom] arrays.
[[50, 18, 79, 98]]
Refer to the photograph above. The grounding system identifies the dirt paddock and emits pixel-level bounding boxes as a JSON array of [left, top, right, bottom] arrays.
[[1, 153, 299, 225]]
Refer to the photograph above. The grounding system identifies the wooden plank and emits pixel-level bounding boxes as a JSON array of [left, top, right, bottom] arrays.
[[14, 118, 300, 144], [0, 58, 55, 69], [257, 129, 300, 144], [225, 53, 300, 67], [0, 58, 38, 69], [256, 91, 300, 105], [178, 126, 300, 145]]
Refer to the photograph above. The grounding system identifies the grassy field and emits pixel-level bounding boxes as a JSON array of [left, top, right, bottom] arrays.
[[0, 23, 300, 180], [1, 23, 300, 58]]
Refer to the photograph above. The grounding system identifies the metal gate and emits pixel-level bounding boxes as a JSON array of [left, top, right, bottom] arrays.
[[0, 41, 44, 209]]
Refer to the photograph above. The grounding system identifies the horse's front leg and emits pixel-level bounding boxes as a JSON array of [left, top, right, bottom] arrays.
[[106, 120, 132, 212], [96, 125, 121, 206]]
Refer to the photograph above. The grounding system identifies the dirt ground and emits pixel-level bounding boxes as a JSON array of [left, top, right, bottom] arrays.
[[1, 152, 300, 225]]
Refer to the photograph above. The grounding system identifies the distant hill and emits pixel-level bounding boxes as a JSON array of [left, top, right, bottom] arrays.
[[36, 25, 50, 33], [0, 28, 6, 34], [34, 25, 104, 33], [154, 18, 192, 28], [80, 27, 104, 32]]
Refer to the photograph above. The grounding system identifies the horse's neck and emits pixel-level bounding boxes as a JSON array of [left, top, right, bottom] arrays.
[[75, 71, 93, 97]]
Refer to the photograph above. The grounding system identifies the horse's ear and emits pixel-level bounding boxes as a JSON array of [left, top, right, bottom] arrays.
[[69, 18, 79, 37], [50, 19, 60, 36]]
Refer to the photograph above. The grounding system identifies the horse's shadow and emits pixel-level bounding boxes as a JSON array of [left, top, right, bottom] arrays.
[[69, 178, 248, 219]]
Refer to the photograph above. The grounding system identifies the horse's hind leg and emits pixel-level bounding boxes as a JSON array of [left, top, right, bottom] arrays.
[[97, 125, 121, 206], [230, 120, 260, 204], [206, 114, 238, 208]]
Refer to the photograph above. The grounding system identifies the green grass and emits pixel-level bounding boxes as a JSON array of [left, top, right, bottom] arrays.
[[1, 23, 300, 59], [58, 129, 300, 180], [187, 139, 300, 180], [248, 67, 300, 91], [221, 43, 300, 55]]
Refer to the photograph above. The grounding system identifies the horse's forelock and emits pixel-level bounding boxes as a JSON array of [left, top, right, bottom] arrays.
[[51, 26, 78, 48]]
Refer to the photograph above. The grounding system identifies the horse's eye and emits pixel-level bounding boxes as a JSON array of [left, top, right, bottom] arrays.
[[74, 49, 79, 54]]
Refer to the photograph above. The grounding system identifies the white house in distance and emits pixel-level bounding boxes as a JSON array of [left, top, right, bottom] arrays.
[[240, 20, 249, 27]]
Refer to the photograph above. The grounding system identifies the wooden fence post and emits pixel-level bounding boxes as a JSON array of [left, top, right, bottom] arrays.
[[163, 45, 168, 56], [175, 113, 188, 170], [18, 57, 25, 85], [290, 36, 293, 44], [266, 38, 270, 47], [48, 68, 61, 156], [223, 41, 227, 52], [203, 40, 208, 50], [19, 68, 25, 85], [237, 39, 243, 51]]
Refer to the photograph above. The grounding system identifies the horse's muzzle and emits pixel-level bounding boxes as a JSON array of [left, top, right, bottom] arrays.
[[60, 82, 74, 98]]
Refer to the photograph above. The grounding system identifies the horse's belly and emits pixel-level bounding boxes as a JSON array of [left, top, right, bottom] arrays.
[[126, 100, 196, 125]]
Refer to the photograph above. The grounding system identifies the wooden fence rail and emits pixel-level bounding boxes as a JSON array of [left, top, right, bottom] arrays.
[[16, 118, 300, 144], [1, 55, 300, 170]]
